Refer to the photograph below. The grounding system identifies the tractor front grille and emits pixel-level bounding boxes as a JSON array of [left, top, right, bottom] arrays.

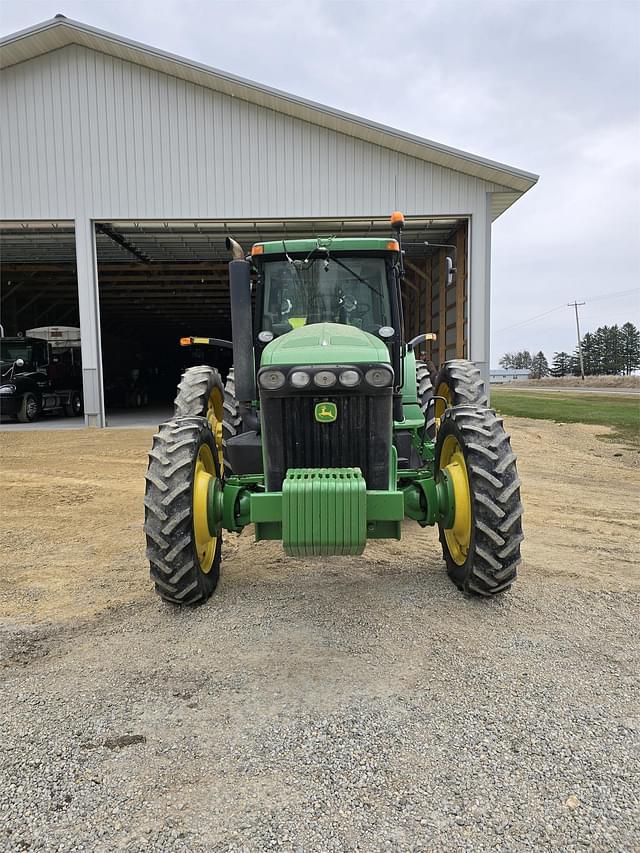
[[261, 392, 392, 491]]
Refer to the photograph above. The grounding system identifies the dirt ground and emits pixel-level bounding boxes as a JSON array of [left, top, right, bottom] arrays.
[[1, 417, 638, 625], [1, 418, 639, 851]]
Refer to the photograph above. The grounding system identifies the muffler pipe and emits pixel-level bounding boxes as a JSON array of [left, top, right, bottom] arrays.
[[228, 259, 256, 428]]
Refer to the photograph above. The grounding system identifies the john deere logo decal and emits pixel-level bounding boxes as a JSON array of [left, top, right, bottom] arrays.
[[315, 402, 337, 423]]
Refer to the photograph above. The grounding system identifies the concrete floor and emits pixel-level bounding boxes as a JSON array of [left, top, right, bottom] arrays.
[[0, 407, 173, 431]]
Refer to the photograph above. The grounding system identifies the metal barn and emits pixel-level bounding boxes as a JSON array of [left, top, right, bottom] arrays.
[[0, 16, 538, 426]]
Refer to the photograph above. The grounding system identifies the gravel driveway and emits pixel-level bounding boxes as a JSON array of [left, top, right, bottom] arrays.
[[1, 418, 638, 851]]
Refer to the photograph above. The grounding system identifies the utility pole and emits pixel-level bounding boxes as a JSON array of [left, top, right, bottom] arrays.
[[568, 301, 586, 380]]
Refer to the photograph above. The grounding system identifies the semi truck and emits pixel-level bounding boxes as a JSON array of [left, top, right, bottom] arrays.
[[0, 326, 83, 422]]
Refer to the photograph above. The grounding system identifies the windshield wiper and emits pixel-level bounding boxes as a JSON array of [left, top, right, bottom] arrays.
[[282, 243, 383, 299], [315, 249, 383, 298]]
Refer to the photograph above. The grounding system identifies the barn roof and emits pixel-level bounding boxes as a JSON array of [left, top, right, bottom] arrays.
[[0, 15, 538, 214]]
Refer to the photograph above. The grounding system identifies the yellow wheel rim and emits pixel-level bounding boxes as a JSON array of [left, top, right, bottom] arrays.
[[206, 387, 224, 469], [440, 434, 472, 566], [193, 443, 217, 573], [435, 381, 453, 428]]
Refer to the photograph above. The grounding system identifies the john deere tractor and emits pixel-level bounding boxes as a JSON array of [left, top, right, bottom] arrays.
[[144, 213, 523, 604]]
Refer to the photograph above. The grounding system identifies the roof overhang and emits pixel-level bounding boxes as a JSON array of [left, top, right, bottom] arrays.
[[0, 16, 539, 207]]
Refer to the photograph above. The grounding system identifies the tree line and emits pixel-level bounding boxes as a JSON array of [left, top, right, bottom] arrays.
[[499, 322, 640, 378]]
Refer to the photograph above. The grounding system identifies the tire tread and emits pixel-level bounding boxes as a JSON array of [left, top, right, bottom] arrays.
[[436, 405, 523, 597], [144, 416, 221, 604]]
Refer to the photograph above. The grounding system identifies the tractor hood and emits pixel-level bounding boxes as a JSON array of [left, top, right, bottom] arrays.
[[260, 323, 390, 366]]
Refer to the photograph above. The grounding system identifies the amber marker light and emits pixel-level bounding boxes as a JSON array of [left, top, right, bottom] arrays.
[[251, 244, 264, 255], [387, 240, 400, 251], [179, 337, 192, 346]]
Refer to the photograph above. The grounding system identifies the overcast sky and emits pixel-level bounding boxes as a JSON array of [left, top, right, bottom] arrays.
[[1, 0, 638, 365]]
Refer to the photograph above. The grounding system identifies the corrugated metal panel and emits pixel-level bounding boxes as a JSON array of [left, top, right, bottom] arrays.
[[0, 18, 538, 196], [0, 44, 502, 221]]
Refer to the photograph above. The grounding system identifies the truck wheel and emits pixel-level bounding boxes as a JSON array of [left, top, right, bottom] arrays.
[[222, 367, 243, 476], [64, 392, 83, 417], [174, 366, 225, 469], [416, 362, 435, 439], [144, 417, 222, 604], [435, 406, 523, 597], [433, 359, 488, 424], [17, 393, 41, 423]]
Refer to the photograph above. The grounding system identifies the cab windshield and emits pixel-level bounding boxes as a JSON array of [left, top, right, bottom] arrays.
[[261, 256, 392, 336], [0, 341, 33, 363]]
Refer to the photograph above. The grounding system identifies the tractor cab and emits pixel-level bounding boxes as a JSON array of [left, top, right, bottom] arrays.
[[252, 237, 400, 338], [249, 228, 407, 412]]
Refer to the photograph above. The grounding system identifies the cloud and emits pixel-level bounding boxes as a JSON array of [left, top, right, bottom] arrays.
[[1, 0, 639, 362]]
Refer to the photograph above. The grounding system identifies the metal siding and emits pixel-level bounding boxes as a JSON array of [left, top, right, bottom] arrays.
[[1, 45, 497, 222], [1, 20, 538, 195], [0, 44, 499, 424]]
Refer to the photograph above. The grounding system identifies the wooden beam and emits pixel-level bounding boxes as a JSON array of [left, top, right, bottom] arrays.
[[455, 225, 466, 358], [424, 257, 432, 359], [438, 250, 446, 365], [402, 276, 419, 294], [405, 259, 428, 282]]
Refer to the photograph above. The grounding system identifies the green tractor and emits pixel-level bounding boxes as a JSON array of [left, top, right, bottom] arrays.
[[144, 213, 523, 604]]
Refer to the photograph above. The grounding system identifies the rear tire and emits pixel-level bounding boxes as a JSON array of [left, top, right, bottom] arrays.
[[434, 359, 488, 422], [18, 393, 40, 423], [416, 361, 435, 439], [144, 417, 222, 604], [64, 391, 83, 417], [174, 365, 225, 468], [435, 405, 523, 597], [222, 367, 243, 477]]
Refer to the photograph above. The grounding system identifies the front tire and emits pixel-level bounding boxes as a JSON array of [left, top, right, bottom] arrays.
[[18, 393, 41, 423], [435, 406, 523, 596], [144, 417, 222, 604]]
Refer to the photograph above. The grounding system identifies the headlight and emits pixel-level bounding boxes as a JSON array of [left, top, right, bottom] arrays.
[[290, 370, 311, 388], [0, 384, 16, 394], [378, 326, 395, 339], [313, 370, 337, 388], [259, 369, 286, 390], [339, 370, 360, 387], [365, 367, 393, 387]]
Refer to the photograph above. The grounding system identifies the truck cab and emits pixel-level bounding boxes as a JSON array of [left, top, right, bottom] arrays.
[[0, 327, 83, 422]]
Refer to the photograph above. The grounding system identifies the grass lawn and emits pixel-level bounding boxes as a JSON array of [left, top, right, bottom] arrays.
[[491, 388, 640, 448]]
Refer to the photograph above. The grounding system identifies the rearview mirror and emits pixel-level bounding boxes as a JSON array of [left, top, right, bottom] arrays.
[[446, 256, 457, 286]]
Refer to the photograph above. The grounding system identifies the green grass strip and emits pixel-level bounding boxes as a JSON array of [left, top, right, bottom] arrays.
[[490, 388, 640, 448]]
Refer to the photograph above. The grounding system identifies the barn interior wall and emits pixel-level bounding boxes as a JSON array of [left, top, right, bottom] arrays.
[[401, 220, 468, 366]]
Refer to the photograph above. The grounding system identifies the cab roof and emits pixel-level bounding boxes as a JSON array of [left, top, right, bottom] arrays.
[[252, 237, 399, 256]]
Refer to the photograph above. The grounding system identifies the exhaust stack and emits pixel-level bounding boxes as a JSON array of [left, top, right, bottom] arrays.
[[225, 236, 244, 260], [228, 259, 256, 427]]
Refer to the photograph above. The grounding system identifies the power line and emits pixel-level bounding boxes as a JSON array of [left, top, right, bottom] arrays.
[[495, 287, 639, 334], [495, 304, 565, 333], [581, 287, 640, 304]]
